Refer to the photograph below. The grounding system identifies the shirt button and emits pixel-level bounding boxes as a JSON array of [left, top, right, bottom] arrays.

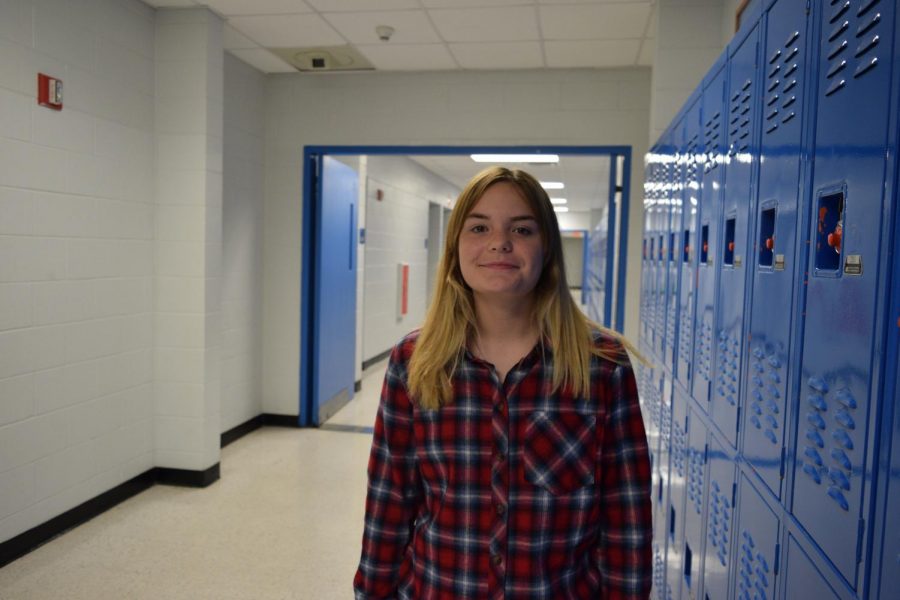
[[496, 401, 506, 412], [492, 554, 503, 566], [496, 504, 506, 516]]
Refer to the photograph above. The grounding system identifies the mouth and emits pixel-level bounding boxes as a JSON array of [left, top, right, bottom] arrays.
[[480, 262, 518, 270]]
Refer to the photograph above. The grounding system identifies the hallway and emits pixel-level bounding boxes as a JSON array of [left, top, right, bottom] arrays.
[[0, 363, 387, 600]]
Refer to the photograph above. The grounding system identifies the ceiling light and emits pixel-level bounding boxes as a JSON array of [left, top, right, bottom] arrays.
[[540, 181, 564, 189], [553, 206, 569, 213], [470, 154, 559, 163], [549, 198, 567, 205]]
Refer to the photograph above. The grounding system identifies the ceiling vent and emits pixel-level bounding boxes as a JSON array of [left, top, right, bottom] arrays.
[[269, 46, 375, 72]]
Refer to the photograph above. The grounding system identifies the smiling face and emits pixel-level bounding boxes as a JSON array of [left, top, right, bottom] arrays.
[[457, 181, 545, 306]]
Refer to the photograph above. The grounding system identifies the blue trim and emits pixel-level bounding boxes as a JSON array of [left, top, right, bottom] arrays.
[[615, 152, 631, 334], [604, 159, 618, 328], [300, 144, 634, 424], [581, 231, 590, 307]]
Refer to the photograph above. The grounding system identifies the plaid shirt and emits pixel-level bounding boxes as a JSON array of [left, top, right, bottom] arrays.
[[354, 330, 652, 599]]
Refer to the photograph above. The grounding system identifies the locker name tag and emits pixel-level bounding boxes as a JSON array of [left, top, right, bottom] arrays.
[[775, 254, 785, 271], [844, 254, 862, 275]]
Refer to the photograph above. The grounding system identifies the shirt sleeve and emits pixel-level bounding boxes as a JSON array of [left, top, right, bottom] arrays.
[[596, 355, 654, 599], [353, 342, 422, 599]]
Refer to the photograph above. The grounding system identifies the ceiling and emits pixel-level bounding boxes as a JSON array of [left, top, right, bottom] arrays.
[[141, 0, 658, 74], [408, 154, 612, 215]]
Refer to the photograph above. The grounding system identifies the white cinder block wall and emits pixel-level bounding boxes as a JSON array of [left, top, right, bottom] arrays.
[[221, 54, 264, 432], [263, 68, 652, 415], [0, 0, 157, 543], [362, 156, 457, 363]]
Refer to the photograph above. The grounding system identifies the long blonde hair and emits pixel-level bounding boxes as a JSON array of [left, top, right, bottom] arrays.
[[408, 166, 635, 409]]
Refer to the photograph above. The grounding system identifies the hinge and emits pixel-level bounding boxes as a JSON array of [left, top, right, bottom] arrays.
[[704, 444, 709, 463], [774, 543, 781, 575], [779, 447, 786, 479], [736, 406, 741, 433], [732, 482, 737, 506]]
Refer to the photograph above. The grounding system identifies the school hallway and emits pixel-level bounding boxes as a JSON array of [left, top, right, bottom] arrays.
[[0, 362, 386, 600]]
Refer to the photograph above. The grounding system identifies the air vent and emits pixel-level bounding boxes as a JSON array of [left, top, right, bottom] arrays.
[[269, 46, 375, 72]]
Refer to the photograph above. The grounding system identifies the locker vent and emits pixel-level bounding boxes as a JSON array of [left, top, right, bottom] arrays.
[[766, 27, 805, 135], [749, 346, 784, 446], [800, 377, 858, 511], [673, 420, 687, 478], [729, 78, 753, 154], [708, 480, 732, 567], [653, 544, 666, 599], [823, 0, 885, 98], [716, 329, 740, 407], [687, 446, 705, 514], [696, 314, 713, 383], [703, 113, 722, 173], [738, 529, 772, 598]]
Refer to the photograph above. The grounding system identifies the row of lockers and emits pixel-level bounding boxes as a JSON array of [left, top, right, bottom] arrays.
[[637, 0, 900, 599]]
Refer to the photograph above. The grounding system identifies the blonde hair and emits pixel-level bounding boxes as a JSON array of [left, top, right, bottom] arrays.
[[408, 166, 637, 409]]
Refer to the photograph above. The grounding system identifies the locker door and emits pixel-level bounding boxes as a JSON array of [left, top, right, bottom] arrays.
[[655, 154, 672, 359], [713, 25, 760, 449], [735, 474, 780, 600], [682, 408, 709, 600], [702, 438, 738, 600], [791, 0, 895, 585], [665, 389, 690, 600], [693, 65, 727, 407], [782, 536, 840, 600], [743, 0, 811, 499], [311, 156, 358, 425], [677, 100, 702, 387]]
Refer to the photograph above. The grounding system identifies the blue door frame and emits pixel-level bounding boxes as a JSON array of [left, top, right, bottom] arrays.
[[300, 145, 633, 425]]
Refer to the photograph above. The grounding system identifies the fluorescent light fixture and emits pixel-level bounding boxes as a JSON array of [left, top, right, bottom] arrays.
[[470, 154, 559, 163], [540, 181, 564, 189], [549, 198, 567, 205], [553, 206, 569, 213]]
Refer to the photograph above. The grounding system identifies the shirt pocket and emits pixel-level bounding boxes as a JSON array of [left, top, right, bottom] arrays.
[[523, 410, 597, 495]]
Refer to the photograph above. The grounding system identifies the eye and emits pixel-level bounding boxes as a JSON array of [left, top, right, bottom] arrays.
[[513, 226, 534, 236], [469, 224, 488, 233]]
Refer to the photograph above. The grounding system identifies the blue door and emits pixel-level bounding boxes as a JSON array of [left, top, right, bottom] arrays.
[[309, 156, 358, 426]]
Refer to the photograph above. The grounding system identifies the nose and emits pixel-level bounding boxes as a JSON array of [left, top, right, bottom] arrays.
[[489, 232, 512, 252]]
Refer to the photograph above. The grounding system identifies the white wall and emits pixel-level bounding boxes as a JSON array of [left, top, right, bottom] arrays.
[[263, 68, 652, 415], [362, 156, 457, 363], [221, 53, 265, 432], [0, 0, 156, 544]]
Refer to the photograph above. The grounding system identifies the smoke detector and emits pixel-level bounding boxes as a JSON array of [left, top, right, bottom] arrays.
[[375, 25, 395, 42], [269, 45, 375, 72]]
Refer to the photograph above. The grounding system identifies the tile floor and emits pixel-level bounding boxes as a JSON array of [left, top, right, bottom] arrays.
[[0, 361, 389, 600]]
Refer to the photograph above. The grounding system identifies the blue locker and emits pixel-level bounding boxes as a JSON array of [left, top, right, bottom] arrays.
[[654, 374, 674, 546], [742, 0, 811, 498], [677, 99, 702, 388], [665, 389, 690, 600], [664, 138, 683, 373], [790, 0, 896, 586], [692, 62, 727, 408], [734, 474, 780, 600], [682, 407, 709, 600], [782, 535, 840, 600], [713, 24, 761, 449], [702, 437, 738, 600], [654, 150, 673, 360], [642, 167, 659, 351]]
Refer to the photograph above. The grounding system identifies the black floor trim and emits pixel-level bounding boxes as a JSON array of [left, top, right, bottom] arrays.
[[362, 348, 392, 371], [221, 415, 264, 447], [155, 463, 220, 488]]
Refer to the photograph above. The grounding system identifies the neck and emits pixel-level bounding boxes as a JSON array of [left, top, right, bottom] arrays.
[[472, 293, 538, 343]]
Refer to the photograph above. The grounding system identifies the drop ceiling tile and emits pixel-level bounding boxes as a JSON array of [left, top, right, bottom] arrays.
[[423, 0, 533, 7], [228, 48, 297, 72], [356, 43, 457, 70], [544, 39, 641, 68], [204, 0, 312, 16], [229, 13, 345, 47], [323, 10, 440, 44], [223, 23, 257, 49], [308, 0, 420, 10], [143, 0, 198, 6], [449, 42, 543, 69], [540, 3, 651, 40], [430, 7, 539, 43]]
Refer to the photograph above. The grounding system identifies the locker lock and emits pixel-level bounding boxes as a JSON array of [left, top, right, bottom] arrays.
[[728, 241, 735, 252], [765, 237, 774, 250], [703, 242, 709, 253], [827, 222, 842, 253]]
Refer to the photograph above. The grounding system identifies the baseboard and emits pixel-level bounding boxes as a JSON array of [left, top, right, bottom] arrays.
[[1, 413, 303, 569], [362, 348, 392, 371]]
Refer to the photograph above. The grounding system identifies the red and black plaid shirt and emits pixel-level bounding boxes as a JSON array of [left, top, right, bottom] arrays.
[[354, 330, 652, 599]]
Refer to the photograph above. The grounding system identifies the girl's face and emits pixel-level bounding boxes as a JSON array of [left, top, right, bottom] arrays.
[[457, 182, 544, 305]]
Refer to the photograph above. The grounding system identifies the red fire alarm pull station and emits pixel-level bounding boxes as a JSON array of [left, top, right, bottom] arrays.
[[37, 73, 63, 110]]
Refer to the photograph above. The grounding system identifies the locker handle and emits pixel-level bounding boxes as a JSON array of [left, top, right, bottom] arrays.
[[348, 203, 355, 270]]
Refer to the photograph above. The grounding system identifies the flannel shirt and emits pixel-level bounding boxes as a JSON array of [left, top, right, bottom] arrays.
[[354, 329, 652, 599]]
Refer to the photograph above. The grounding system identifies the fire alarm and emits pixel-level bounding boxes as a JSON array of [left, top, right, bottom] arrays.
[[37, 73, 63, 110]]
